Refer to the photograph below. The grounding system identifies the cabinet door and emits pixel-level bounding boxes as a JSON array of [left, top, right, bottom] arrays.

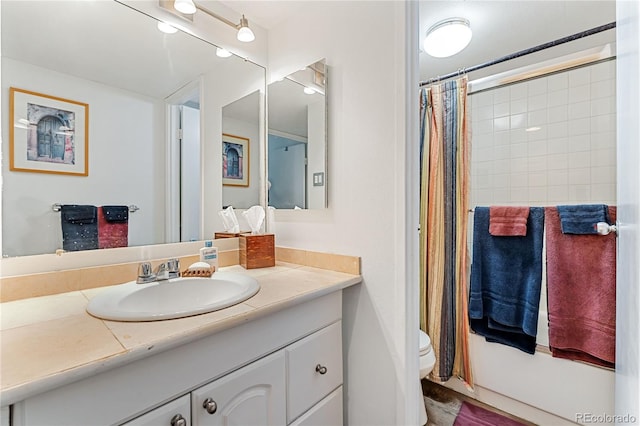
[[122, 394, 190, 426], [290, 387, 343, 426], [192, 351, 286, 426]]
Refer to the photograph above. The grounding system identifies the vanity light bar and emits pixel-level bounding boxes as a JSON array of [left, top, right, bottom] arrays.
[[52, 203, 140, 213]]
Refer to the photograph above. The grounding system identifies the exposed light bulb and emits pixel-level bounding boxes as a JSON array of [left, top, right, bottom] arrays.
[[237, 15, 255, 42], [174, 0, 196, 14], [423, 18, 472, 58], [157, 21, 178, 34], [237, 26, 255, 42], [216, 47, 232, 58]]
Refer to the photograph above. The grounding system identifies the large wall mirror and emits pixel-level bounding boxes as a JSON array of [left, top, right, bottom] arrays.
[[1, 0, 266, 257], [268, 60, 327, 209]]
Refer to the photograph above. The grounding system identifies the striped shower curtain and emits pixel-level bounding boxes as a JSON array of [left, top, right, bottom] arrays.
[[419, 77, 473, 386]]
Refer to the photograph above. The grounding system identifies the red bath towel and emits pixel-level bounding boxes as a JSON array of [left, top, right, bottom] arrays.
[[545, 206, 616, 368], [489, 206, 529, 236], [98, 206, 129, 249]]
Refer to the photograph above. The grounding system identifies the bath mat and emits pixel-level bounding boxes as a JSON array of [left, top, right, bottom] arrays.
[[454, 401, 527, 426]]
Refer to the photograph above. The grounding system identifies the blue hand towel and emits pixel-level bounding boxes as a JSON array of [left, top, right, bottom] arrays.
[[60, 205, 99, 251], [102, 205, 129, 222], [557, 204, 609, 234], [468, 207, 545, 354]]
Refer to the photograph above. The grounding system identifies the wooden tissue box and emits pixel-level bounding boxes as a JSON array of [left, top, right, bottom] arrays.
[[239, 234, 275, 269]]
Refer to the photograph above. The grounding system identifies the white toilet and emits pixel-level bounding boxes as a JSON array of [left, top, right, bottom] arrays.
[[419, 329, 436, 425]]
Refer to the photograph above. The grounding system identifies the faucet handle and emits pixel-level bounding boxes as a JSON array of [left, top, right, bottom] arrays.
[[137, 262, 156, 284], [166, 258, 180, 273], [138, 262, 153, 278]]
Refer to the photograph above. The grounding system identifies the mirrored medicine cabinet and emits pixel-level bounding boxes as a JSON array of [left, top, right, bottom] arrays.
[[267, 60, 328, 210]]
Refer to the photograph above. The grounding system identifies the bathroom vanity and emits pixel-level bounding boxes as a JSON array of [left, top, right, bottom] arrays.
[[1, 263, 361, 426]]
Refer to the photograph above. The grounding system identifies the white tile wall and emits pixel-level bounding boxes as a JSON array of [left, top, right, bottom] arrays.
[[470, 59, 617, 207], [469, 60, 617, 344]]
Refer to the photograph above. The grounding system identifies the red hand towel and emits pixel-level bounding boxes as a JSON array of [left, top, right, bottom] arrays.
[[489, 206, 529, 236], [97, 206, 129, 249]]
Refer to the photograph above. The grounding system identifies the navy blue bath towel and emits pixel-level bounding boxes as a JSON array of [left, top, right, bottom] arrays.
[[557, 204, 609, 234], [60, 205, 99, 251], [468, 207, 545, 354]]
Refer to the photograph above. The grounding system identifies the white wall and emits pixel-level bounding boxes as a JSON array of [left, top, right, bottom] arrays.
[[2, 58, 165, 256], [307, 100, 326, 209], [267, 2, 411, 424], [615, 0, 640, 422]]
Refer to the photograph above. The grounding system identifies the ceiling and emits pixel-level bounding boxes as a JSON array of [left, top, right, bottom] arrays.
[[1, 0, 240, 100], [220, 1, 616, 82], [218, 0, 305, 30], [418, 1, 616, 82]]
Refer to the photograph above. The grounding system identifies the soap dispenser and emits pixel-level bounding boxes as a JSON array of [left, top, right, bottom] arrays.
[[200, 240, 219, 269]]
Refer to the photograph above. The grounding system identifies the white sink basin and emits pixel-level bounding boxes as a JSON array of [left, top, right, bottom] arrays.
[[86, 272, 260, 321]]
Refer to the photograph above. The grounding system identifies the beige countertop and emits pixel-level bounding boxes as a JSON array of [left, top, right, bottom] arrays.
[[0, 262, 362, 406]]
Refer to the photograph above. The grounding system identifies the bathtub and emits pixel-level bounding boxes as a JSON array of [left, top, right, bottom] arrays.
[[440, 309, 615, 425]]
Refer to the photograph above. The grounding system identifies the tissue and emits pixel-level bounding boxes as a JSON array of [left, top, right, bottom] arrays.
[[243, 205, 265, 235], [218, 206, 240, 233]]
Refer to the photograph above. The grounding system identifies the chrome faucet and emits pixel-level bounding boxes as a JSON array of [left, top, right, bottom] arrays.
[[136, 262, 156, 284], [136, 258, 180, 284], [155, 258, 181, 281]]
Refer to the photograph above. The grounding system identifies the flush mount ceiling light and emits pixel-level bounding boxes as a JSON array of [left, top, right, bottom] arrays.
[[423, 18, 472, 58], [173, 0, 255, 42]]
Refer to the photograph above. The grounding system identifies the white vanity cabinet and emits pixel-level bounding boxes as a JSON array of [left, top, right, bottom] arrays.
[[191, 351, 286, 425], [11, 292, 344, 426], [290, 387, 344, 426], [286, 321, 343, 423], [122, 395, 191, 426]]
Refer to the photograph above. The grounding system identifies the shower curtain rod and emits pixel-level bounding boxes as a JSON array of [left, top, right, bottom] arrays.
[[419, 21, 616, 87]]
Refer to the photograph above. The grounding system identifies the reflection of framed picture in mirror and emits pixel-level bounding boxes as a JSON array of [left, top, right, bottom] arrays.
[[222, 133, 249, 187], [9, 87, 89, 176]]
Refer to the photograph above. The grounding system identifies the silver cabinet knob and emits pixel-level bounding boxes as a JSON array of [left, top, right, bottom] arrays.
[[203, 397, 218, 414], [170, 414, 187, 426], [315, 364, 327, 375]]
